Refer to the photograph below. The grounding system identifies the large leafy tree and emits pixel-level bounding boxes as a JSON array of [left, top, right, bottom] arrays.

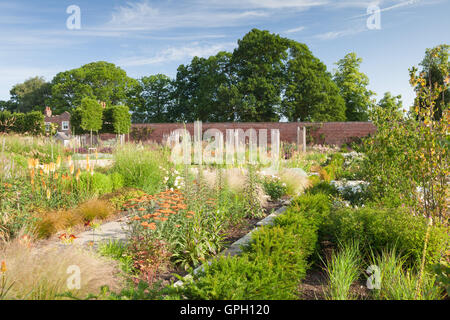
[[412, 44, 449, 120], [282, 42, 346, 122], [49, 61, 137, 114], [333, 53, 374, 121], [230, 29, 289, 122], [129, 74, 175, 123], [173, 51, 234, 122], [9, 76, 51, 113]]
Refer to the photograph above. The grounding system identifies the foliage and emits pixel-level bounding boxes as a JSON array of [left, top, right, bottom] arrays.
[[48, 61, 138, 113], [369, 248, 443, 300], [129, 74, 175, 123], [333, 52, 375, 121], [79, 97, 103, 138], [261, 175, 287, 201], [317, 206, 448, 267], [7, 76, 51, 113], [102, 105, 131, 135], [0, 111, 45, 135], [324, 241, 361, 300], [242, 165, 264, 218], [112, 143, 166, 194], [283, 42, 346, 122], [172, 202, 319, 300], [412, 44, 449, 120]]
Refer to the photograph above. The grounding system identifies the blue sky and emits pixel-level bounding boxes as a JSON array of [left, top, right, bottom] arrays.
[[1, 0, 449, 109]]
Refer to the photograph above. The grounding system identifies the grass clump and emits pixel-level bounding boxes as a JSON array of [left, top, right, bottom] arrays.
[[112, 143, 167, 194], [0, 238, 120, 300], [324, 241, 361, 300]]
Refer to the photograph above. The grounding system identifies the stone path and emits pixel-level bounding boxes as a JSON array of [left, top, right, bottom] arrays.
[[72, 217, 130, 248]]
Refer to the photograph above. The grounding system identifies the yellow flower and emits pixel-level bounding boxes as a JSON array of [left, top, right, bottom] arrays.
[[75, 169, 81, 181], [90, 167, 94, 176], [66, 155, 72, 166], [69, 164, 75, 175], [46, 189, 51, 200], [49, 162, 56, 173], [56, 156, 61, 169], [1, 261, 6, 273]]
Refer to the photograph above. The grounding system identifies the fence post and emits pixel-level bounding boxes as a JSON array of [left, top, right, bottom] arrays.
[[302, 126, 306, 153]]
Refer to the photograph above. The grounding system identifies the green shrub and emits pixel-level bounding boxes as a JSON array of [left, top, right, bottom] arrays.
[[110, 172, 124, 191], [78, 172, 113, 195], [261, 176, 287, 201], [318, 207, 448, 267], [173, 195, 320, 300], [306, 181, 338, 197]]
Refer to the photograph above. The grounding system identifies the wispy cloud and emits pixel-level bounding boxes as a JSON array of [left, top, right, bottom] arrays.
[[284, 26, 306, 33], [314, 26, 367, 40], [105, 1, 268, 32], [115, 42, 236, 67]]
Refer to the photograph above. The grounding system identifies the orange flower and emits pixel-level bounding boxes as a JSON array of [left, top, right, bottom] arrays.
[[132, 216, 141, 221], [175, 225, 181, 228], [161, 217, 168, 221], [1, 261, 6, 273], [147, 223, 156, 230], [137, 207, 146, 211], [187, 211, 195, 215]]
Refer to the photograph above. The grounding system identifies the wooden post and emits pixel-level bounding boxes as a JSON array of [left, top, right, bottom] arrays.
[[297, 126, 300, 150], [302, 126, 306, 153]]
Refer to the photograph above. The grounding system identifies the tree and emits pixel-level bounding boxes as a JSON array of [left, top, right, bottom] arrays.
[[333, 53, 375, 121], [79, 97, 103, 145], [9, 76, 51, 113], [377, 92, 403, 115], [173, 52, 234, 122], [103, 105, 131, 137], [282, 42, 346, 122], [412, 44, 449, 120], [230, 29, 290, 121], [49, 61, 138, 114], [129, 74, 175, 123], [0, 100, 17, 112]]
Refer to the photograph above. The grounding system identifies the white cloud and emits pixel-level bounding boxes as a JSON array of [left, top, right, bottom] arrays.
[[115, 42, 236, 67], [285, 26, 306, 33], [105, 1, 269, 32], [314, 26, 366, 40]]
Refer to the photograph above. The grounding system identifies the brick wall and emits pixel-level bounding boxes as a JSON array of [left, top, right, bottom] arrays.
[[101, 122, 376, 146]]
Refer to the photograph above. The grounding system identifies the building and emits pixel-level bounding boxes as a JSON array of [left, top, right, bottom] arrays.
[[44, 106, 71, 135]]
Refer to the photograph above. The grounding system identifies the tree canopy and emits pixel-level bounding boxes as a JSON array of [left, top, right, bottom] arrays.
[[333, 53, 374, 121], [48, 61, 137, 114]]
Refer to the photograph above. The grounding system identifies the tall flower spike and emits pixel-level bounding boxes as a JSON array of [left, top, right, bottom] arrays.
[[1, 261, 6, 273]]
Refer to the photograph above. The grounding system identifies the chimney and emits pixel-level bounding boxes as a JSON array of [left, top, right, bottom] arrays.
[[45, 106, 52, 117]]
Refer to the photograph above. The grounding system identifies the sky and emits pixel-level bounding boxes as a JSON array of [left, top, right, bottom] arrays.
[[0, 0, 449, 109]]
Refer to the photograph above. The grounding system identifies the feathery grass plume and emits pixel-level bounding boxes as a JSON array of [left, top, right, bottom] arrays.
[[0, 238, 121, 299]]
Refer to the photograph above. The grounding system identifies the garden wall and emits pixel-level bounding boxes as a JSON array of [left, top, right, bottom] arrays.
[[101, 122, 376, 146]]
